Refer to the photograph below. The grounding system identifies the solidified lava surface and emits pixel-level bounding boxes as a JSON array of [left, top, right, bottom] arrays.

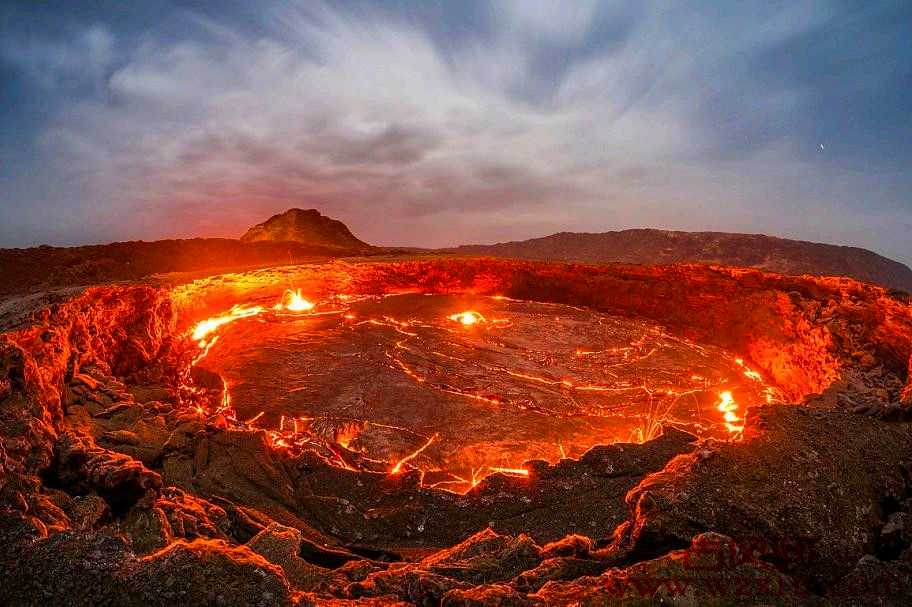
[[199, 292, 774, 487], [2, 257, 912, 606]]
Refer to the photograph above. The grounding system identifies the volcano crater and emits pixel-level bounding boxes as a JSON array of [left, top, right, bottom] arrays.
[[3, 258, 912, 605], [194, 292, 776, 491]]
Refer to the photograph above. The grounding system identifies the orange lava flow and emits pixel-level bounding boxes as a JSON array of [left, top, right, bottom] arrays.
[[488, 466, 530, 477], [716, 390, 743, 433], [390, 433, 439, 475], [185, 289, 317, 422], [191, 304, 265, 345]]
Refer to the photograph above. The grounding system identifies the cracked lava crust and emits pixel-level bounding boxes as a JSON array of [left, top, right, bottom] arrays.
[[2, 257, 912, 606], [196, 291, 777, 490]]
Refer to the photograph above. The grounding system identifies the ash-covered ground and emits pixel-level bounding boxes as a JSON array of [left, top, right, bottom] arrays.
[[200, 293, 771, 487]]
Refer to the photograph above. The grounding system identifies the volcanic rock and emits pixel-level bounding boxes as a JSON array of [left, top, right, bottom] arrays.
[[828, 553, 912, 605], [164, 418, 696, 549], [53, 431, 162, 516], [0, 531, 301, 606], [531, 532, 808, 605], [348, 529, 544, 603], [0, 532, 139, 606], [246, 522, 331, 591], [241, 208, 372, 252], [0, 237, 374, 299], [3, 256, 912, 605], [63, 494, 111, 531], [417, 528, 543, 584], [127, 539, 296, 606], [609, 405, 912, 590], [451, 229, 912, 291]]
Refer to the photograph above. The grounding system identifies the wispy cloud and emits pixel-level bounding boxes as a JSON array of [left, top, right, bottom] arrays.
[[1, 1, 910, 263]]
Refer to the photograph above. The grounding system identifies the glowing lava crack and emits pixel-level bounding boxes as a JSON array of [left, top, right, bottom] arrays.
[[4, 257, 912, 606], [183, 289, 778, 492]]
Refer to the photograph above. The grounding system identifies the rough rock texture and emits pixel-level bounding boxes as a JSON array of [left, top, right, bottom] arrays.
[[165, 423, 696, 549], [0, 285, 174, 504], [610, 405, 912, 592], [0, 533, 298, 607], [52, 431, 162, 515], [532, 532, 810, 606], [2, 257, 912, 605], [451, 228, 912, 292], [828, 553, 912, 606], [241, 208, 373, 253], [247, 522, 333, 591], [127, 539, 297, 606]]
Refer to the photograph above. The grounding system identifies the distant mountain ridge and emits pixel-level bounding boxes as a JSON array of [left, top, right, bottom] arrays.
[[2, 210, 909, 298], [450, 229, 912, 292], [241, 208, 373, 252]]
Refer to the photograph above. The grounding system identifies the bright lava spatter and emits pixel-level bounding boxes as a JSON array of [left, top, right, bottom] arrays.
[[276, 289, 314, 313], [448, 310, 484, 326], [716, 390, 744, 433]]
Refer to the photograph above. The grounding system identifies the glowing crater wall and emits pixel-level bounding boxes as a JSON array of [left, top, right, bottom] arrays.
[[170, 258, 912, 406]]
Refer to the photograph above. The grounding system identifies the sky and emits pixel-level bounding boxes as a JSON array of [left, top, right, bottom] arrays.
[[1, 1, 910, 264]]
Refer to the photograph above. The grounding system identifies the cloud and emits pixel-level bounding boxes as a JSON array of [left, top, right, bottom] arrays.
[[3, 0, 911, 264], [1, 24, 114, 93], [33, 2, 682, 243], [497, 0, 599, 45]]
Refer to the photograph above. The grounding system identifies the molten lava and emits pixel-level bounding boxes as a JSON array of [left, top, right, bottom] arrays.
[[191, 304, 264, 345], [183, 290, 776, 492], [448, 310, 484, 326], [488, 466, 530, 477], [716, 390, 743, 433], [276, 289, 314, 313], [390, 433, 439, 475]]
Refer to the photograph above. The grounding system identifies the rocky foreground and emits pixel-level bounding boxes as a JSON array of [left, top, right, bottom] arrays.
[[1, 258, 912, 606]]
